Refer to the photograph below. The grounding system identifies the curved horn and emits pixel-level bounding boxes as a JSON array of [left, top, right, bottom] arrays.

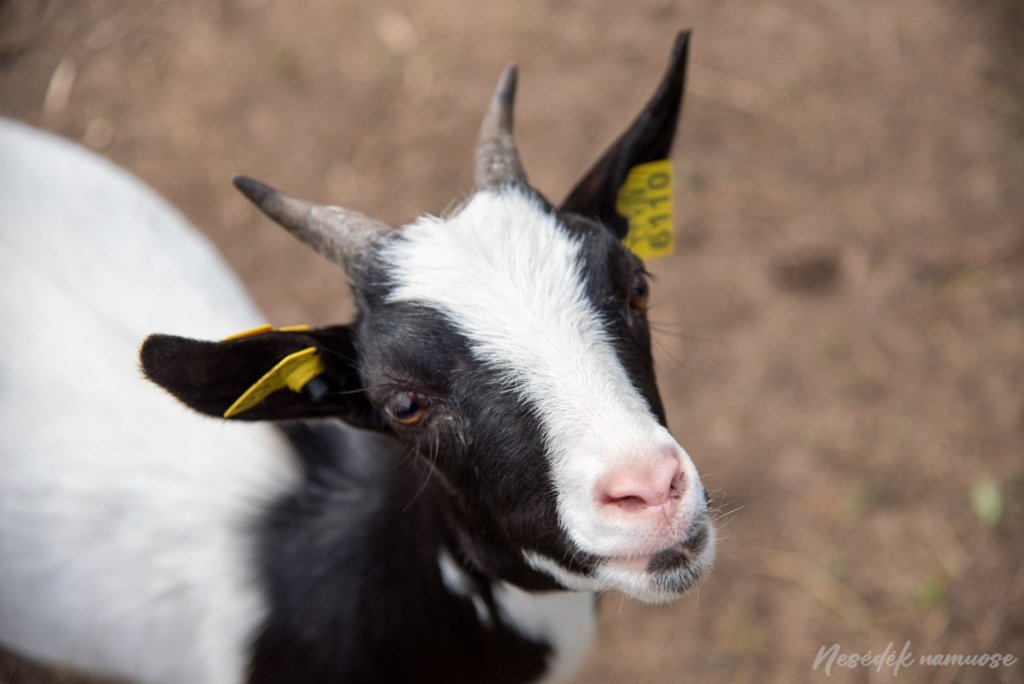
[[474, 63, 527, 190], [232, 175, 394, 272]]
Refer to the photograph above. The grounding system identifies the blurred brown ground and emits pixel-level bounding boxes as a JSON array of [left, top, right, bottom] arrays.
[[1, 1, 1022, 683]]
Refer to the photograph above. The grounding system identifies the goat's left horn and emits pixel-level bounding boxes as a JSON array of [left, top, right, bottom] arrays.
[[232, 175, 394, 272], [474, 64, 527, 190]]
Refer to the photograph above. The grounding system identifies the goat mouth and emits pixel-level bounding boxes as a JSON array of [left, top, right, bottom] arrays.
[[597, 513, 715, 602], [523, 514, 715, 603], [603, 511, 712, 572]]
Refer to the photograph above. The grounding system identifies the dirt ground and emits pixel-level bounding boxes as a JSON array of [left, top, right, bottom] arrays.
[[2, 0, 1023, 682]]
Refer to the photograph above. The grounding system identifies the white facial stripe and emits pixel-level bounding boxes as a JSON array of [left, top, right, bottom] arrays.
[[384, 189, 676, 553], [383, 189, 652, 426]]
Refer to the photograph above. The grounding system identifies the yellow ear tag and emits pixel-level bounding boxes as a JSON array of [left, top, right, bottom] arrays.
[[223, 347, 326, 418], [223, 324, 274, 341], [616, 159, 674, 259], [223, 323, 312, 341]]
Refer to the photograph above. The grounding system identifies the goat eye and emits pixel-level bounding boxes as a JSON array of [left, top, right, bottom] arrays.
[[629, 274, 649, 313], [385, 391, 431, 426]]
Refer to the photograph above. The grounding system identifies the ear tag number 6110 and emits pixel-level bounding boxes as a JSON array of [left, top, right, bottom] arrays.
[[616, 159, 674, 260]]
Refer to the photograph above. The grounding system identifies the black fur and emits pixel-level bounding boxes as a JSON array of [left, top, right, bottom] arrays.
[[353, 305, 588, 587], [561, 31, 691, 239], [248, 421, 557, 684]]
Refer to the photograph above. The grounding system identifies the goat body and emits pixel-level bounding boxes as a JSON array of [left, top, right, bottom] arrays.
[[0, 33, 711, 684], [0, 117, 288, 683]]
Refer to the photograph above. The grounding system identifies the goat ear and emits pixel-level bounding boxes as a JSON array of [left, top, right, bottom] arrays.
[[559, 31, 690, 239], [140, 325, 385, 431]]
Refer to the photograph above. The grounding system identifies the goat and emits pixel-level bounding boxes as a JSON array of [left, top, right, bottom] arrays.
[[0, 32, 713, 684]]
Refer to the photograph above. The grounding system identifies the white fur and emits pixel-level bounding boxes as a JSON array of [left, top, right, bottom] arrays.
[[0, 119, 297, 684], [521, 552, 600, 594], [492, 582, 595, 684], [385, 189, 706, 564], [438, 548, 492, 626], [439, 546, 595, 680]]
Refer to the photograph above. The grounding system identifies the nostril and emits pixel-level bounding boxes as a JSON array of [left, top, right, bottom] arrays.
[[597, 455, 683, 512], [670, 471, 685, 498], [604, 494, 650, 513]]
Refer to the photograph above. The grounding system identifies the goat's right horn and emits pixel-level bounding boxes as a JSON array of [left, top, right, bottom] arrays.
[[474, 64, 528, 190], [232, 175, 394, 273]]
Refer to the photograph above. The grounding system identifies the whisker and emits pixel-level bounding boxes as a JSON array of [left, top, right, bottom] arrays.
[[403, 435, 439, 511]]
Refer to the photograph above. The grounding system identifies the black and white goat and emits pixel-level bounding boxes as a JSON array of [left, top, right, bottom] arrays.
[[0, 33, 713, 684]]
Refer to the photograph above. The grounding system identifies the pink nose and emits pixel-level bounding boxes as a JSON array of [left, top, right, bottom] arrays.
[[596, 452, 684, 513]]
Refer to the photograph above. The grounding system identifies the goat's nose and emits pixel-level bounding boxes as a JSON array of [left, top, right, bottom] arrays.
[[596, 451, 683, 513]]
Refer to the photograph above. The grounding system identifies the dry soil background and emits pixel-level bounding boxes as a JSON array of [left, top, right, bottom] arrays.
[[1, 1, 1023, 683]]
